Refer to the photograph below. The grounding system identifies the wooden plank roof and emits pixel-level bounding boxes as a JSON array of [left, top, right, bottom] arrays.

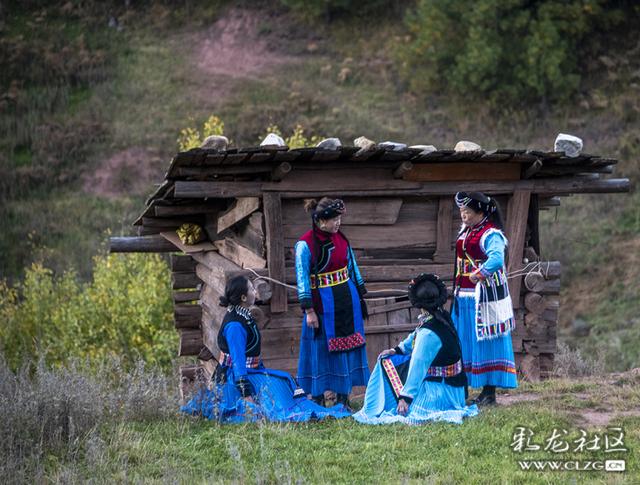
[[132, 145, 629, 227]]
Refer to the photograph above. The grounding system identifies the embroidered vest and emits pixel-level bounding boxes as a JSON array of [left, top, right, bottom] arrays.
[[299, 228, 350, 274], [217, 306, 261, 358], [421, 316, 467, 388], [455, 220, 507, 293]]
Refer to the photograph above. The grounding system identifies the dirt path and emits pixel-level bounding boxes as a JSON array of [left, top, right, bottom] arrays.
[[192, 7, 299, 80]]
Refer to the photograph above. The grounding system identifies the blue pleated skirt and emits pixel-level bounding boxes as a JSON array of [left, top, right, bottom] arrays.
[[297, 280, 370, 396], [452, 292, 518, 389], [181, 365, 351, 423], [353, 354, 478, 425]]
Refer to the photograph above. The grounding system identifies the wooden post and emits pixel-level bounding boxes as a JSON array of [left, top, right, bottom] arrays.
[[433, 196, 454, 262], [506, 190, 531, 308], [263, 193, 287, 313]]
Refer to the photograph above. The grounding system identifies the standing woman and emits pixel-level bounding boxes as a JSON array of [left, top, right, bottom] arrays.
[[295, 197, 370, 408], [452, 192, 518, 405]]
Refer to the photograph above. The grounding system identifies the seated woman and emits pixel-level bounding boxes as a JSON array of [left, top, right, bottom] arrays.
[[353, 274, 478, 425], [181, 275, 351, 423]]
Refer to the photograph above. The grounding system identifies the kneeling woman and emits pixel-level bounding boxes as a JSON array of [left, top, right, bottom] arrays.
[[181, 276, 350, 423], [353, 274, 478, 425]]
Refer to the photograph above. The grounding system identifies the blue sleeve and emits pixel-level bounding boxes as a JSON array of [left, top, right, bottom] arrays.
[[224, 322, 249, 380], [399, 329, 442, 402], [294, 241, 313, 310], [395, 330, 417, 355], [479, 231, 507, 277], [347, 246, 366, 292]]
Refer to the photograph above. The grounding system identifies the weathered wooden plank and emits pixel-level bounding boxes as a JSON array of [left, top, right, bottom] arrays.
[[172, 271, 201, 290], [138, 225, 179, 236], [170, 254, 196, 272], [405, 162, 521, 182], [282, 198, 404, 226], [368, 300, 412, 316], [160, 231, 216, 253], [109, 236, 177, 253], [263, 193, 287, 313], [217, 197, 260, 233], [178, 328, 203, 356], [366, 323, 416, 334], [434, 196, 454, 261], [506, 190, 531, 307], [174, 181, 263, 198], [199, 284, 223, 311], [195, 264, 226, 296], [283, 221, 436, 250], [214, 237, 267, 269], [173, 290, 200, 303], [231, 212, 265, 258], [174, 304, 202, 329], [263, 168, 422, 192]]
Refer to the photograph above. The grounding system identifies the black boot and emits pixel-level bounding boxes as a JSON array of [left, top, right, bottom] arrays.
[[312, 395, 325, 407], [472, 385, 496, 406]]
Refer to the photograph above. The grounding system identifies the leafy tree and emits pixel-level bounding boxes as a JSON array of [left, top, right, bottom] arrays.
[[400, 0, 632, 106]]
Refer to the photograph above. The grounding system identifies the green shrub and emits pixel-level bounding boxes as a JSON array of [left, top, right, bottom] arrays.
[[399, 0, 633, 106], [0, 253, 176, 370]]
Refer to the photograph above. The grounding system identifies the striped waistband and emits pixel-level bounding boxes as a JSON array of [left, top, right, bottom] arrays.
[[427, 359, 463, 378], [219, 352, 261, 369], [310, 266, 350, 289]]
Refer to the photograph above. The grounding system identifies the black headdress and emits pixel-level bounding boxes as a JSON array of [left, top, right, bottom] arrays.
[[312, 199, 346, 222], [455, 191, 496, 215]]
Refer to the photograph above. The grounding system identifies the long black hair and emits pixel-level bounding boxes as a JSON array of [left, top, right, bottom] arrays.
[[219, 275, 250, 307]]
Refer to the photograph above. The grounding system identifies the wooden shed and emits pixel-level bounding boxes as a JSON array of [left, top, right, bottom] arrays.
[[110, 143, 630, 392]]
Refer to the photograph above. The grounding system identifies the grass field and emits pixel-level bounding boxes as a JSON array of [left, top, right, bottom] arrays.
[[6, 365, 638, 484]]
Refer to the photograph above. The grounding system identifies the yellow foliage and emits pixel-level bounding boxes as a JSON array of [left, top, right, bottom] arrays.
[[0, 253, 176, 370], [177, 115, 227, 151]]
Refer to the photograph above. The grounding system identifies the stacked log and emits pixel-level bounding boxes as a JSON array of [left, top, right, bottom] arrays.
[[512, 259, 561, 380]]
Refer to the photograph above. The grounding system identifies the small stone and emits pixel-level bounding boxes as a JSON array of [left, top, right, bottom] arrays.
[[409, 144, 437, 154], [379, 141, 408, 151], [200, 135, 229, 151], [354, 136, 376, 150], [260, 133, 286, 147], [454, 140, 482, 152], [316, 138, 342, 150], [554, 133, 583, 158]]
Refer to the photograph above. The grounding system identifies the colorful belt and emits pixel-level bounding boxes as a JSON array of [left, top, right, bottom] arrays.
[[310, 266, 350, 289], [426, 359, 463, 378], [219, 352, 261, 369], [457, 257, 484, 278]]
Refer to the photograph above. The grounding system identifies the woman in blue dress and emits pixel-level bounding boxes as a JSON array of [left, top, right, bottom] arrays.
[[353, 273, 478, 425], [181, 275, 350, 422], [295, 197, 370, 409], [452, 191, 518, 406]]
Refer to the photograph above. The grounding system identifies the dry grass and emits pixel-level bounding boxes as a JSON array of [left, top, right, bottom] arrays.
[[0, 356, 178, 482]]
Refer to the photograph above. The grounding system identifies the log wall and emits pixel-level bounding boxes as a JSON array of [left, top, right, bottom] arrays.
[[167, 192, 558, 392]]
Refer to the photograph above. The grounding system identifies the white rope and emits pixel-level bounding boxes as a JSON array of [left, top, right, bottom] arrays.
[[245, 268, 408, 301], [246, 261, 552, 303], [245, 268, 297, 290]]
